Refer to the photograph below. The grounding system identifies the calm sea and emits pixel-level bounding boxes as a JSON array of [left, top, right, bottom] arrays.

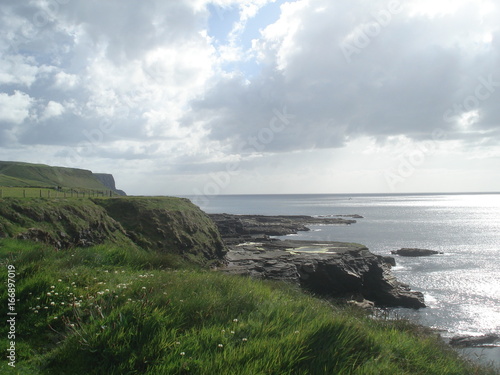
[[182, 193, 500, 366]]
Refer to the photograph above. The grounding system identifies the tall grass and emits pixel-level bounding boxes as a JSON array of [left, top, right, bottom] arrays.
[[0, 239, 497, 374]]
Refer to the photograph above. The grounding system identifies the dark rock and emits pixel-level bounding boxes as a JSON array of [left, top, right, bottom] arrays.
[[209, 214, 357, 241], [212, 213, 425, 309], [380, 256, 396, 267], [391, 248, 443, 257], [92, 173, 127, 196], [449, 334, 500, 348], [222, 241, 425, 309]]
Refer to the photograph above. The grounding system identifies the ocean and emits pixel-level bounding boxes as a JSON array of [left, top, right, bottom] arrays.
[[183, 193, 500, 366]]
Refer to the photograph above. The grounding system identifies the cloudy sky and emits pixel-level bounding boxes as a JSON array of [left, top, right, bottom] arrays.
[[1, 0, 499, 196]]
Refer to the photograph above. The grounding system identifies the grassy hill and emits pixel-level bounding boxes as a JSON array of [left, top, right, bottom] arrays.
[[0, 161, 110, 190]]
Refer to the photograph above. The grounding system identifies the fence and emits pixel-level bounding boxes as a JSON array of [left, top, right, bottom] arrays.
[[0, 188, 117, 199]]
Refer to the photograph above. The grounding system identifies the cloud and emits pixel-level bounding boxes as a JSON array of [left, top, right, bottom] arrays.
[[0, 0, 499, 194], [0, 90, 33, 124], [40, 100, 65, 121]]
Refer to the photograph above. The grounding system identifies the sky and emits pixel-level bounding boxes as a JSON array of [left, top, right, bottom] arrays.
[[0, 0, 499, 196]]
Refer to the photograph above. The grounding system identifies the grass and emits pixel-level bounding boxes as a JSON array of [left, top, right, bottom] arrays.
[[0, 161, 110, 190], [1, 238, 498, 374], [0, 187, 114, 198]]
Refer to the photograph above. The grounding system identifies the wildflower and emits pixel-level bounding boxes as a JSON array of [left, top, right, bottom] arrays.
[[142, 287, 146, 290], [61, 302, 65, 305], [69, 324, 75, 327], [233, 319, 238, 323], [51, 286, 55, 289], [175, 342, 181, 345], [54, 316, 58, 320], [55, 293, 59, 296], [218, 344, 223, 348], [47, 292, 51, 296], [294, 331, 300, 334], [50, 302, 55, 306], [180, 352, 185, 356], [58, 279, 62, 282], [242, 338, 248, 342], [231, 331, 235, 334]]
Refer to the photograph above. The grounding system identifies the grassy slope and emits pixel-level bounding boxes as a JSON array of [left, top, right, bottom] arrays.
[[0, 161, 109, 189], [0, 197, 225, 266], [0, 239, 497, 375]]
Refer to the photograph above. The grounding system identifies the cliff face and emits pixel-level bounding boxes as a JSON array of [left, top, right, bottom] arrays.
[[92, 173, 127, 196], [94, 197, 226, 263], [0, 197, 225, 266]]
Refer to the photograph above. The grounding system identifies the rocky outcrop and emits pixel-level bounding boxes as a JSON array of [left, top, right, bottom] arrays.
[[93, 173, 127, 196], [449, 334, 500, 348], [211, 214, 425, 309], [209, 214, 357, 244], [223, 241, 425, 308], [391, 248, 443, 257]]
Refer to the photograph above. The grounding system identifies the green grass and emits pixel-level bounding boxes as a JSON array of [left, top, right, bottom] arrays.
[[0, 239, 497, 374], [0, 187, 114, 198], [0, 161, 110, 190]]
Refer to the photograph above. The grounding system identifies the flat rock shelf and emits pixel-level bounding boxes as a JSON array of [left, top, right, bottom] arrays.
[[210, 214, 425, 309]]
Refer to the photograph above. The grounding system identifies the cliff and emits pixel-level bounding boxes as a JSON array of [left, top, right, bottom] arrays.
[[0, 197, 225, 266], [93, 173, 127, 195]]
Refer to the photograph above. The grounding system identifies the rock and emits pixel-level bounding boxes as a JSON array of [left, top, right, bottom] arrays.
[[347, 298, 375, 310], [222, 242, 426, 309], [391, 248, 443, 257], [449, 334, 500, 348], [209, 214, 357, 241], [211, 213, 425, 309]]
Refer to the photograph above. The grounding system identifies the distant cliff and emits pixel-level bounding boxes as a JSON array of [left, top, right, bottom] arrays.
[[0, 161, 126, 195], [93, 173, 127, 196]]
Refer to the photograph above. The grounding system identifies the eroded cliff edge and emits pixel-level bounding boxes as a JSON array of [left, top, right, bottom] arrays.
[[210, 213, 425, 309]]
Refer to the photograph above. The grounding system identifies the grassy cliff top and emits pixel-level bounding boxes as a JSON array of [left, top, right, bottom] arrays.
[[0, 161, 110, 189]]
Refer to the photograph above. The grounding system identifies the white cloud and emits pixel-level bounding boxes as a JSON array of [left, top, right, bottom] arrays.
[[41, 101, 65, 121], [0, 0, 499, 194], [53, 72, 80, 90], [0, 91, 33, 124], [0, 55, 39, 87]]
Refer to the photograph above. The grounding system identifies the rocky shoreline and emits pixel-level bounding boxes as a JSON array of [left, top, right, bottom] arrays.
[[210, 214, 425, 309]]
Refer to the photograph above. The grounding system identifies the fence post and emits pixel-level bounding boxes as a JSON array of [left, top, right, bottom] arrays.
[[23, 189, 26, 198]]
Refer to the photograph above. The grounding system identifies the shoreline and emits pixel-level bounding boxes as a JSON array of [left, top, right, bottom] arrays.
[[209, 213, 425, 309], [210, 212, 500, 370]]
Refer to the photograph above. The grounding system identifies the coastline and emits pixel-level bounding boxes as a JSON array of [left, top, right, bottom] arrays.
[[209, 211, 500, 369], [210, 213, 425, 309]]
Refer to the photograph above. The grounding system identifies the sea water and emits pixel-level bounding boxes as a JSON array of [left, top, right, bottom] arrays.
[[183, 193, 500, 366]]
